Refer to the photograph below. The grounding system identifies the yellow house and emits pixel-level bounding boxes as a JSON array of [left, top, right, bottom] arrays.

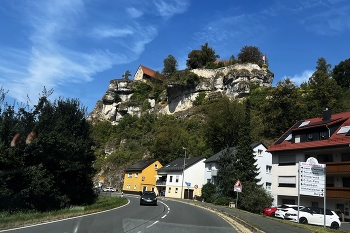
[[122, 158, 162, 195]]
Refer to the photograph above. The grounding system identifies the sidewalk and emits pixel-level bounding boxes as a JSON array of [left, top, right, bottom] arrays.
[[174, 199, 350, 233]]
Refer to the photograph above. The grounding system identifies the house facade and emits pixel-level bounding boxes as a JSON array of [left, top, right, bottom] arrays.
[[133, 65, 156, 81], [156, 156, 206, 199], [122, 159, 162, 195], [267, 109, 350, 220], [204, 142, 272, 192]]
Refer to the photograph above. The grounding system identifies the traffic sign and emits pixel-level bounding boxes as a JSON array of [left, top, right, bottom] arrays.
[[234, 179, 242, 192], [185, 182, 191, 187], [299, 160, 326, 197], [194, 184, 198, 189]]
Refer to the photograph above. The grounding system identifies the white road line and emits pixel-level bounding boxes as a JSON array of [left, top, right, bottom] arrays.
[[146, 221, 159, 228]]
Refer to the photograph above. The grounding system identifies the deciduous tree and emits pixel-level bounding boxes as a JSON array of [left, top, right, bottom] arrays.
[[162, 55, 178, 76]]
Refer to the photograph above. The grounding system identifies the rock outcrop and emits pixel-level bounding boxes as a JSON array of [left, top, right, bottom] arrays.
[[87, 63, 274, 124]]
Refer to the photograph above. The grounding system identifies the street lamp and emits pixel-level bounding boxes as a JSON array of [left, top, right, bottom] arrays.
[[181, 147, 186, 199]]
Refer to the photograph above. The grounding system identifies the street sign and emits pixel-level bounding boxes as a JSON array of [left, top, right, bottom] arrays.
[[194, 184, 198, 189], [299, 160, 326, 197], [234, 179, 242, 192], [185, 182, 191, 187]]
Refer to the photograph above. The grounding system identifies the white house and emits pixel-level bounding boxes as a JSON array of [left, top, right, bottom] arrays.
[[204, 142, 272, 192], [156, 156, 206, 199]]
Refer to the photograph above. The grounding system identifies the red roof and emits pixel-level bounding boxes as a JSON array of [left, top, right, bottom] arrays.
[[267, 111, 350, 152], [141, 65, 155, 77]]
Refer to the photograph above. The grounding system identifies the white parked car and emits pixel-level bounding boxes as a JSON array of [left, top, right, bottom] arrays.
[[284, 206, 341, 229], [275, 204, 303, 219], [103, 187, 116, 192]]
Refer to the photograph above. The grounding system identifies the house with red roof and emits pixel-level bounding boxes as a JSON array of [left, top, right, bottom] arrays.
[[267, 109, 350, 220], [133, 64, 164, 82]]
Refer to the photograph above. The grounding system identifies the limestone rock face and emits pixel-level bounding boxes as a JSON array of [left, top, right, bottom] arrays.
[[87, 64, 274, 123]]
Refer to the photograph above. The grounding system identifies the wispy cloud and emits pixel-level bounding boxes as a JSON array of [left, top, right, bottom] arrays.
[[285, 70, 314, 86], [127, 7, 143, 18], [91, 27, 135, 39], [153, 0, 190, 17]]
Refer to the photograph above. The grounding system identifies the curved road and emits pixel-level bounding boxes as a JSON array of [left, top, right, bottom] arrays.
[[1, 195, 238, 233]]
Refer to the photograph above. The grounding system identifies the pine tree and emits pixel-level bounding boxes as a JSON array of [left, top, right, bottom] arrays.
[[216, 147, 237, 198], [233, 99, 260, 184]]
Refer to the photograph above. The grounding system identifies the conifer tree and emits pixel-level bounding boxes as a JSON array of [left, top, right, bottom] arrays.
[[216, 147, 237, 198]]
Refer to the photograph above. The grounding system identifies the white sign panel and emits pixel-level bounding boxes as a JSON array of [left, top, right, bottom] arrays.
[[299, 161, 326, 197]]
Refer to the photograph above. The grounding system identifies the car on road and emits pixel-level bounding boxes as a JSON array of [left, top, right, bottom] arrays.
[[275, 204, 303, 219], [140, 191, 157, 206], [284, 206, 341, 229], [102, 187, 116, 192], [262, 206, 278, 217]]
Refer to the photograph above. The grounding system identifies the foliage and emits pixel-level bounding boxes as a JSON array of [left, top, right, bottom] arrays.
[[201, 182, 216, 203], [216, 148, 237, 198], [213, 196, 232, 206], [193, 92, 207, 106], [237, 46, 265, 66], [162, 55, 178, 76], [0, 90, 96, 212], [167, 69, 200, 86], [186, 42, 219, 69], [203, 97, 244, 152], [129, 82, 152, 105], [122, 70, 132, 79], [237, 182, 273, 213], [316, 57, 331, 74], [333, 58, 350, 88], [259, 78, 307, 140]]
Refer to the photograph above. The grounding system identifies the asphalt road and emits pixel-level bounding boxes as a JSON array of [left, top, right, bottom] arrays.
[[1, 195, 238, 233]]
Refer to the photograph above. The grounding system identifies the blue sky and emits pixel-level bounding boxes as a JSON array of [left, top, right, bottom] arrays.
[[1, 0, 349, 113]]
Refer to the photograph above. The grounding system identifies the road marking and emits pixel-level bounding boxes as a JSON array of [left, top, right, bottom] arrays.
[[159, 201, 170, 218], [146, 221, 158, 228]]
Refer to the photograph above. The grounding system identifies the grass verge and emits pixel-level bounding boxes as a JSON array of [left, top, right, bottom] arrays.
[[0, 196, 128, 230]]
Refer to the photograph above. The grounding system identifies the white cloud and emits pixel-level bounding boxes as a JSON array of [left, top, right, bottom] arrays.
[[91, 27, 134, 39], [285, 70, 314, 86], [153, 0, 190, 17], [127, 7, 143, 18]]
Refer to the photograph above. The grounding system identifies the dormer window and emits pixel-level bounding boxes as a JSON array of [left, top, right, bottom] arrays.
[[319, 131, 327, 140], [307, 133, 313, 141]]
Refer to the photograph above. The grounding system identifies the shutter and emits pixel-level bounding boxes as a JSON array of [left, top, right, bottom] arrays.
[[278, 176, 296, 184]]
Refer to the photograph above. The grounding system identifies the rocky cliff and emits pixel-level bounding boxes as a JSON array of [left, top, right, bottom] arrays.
[[87, 63, 274, 124]]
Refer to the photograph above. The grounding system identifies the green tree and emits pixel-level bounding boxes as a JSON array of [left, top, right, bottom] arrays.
[[238, 182, 273, 213], [122, 70, 132, 79], [0, 91, 96, 212], [304, 58, 344, 116], [260, 78, 307, 140], [203, 97, 244, 152], [216, 148, 237, 198], [333, 58, 350, 88], [162, 55, 178, 76], [186, 42, 219, 69], [233, 100, 260, 184], [237, 46, 265, 66], [201, 182, 216, 203]]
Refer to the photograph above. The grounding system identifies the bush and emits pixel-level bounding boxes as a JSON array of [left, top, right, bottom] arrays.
[[193, 92, 206, 106], [201, 182, 216, 203], [214, 196, 231, 206]]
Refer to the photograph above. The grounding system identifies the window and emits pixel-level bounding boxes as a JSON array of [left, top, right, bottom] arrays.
[[207, 179, 211, 183], [266, 165, 272, 173], [295, 135, 300, 143], [278, 176, 296, 187], [326, 176, 334, 187], [168, 187, 171, 193], [169, 176, 173, 182], [307, 133, 313, 141], [317, 154, 333, 162], [134, 185, 136, 190], [342, 153, 350, 162], [154, 164, 158, 168], [175, 188, 178, 193], [176, 176, 179, 183], [135, 173, 138, 178], [208, 164, 212, 171], [319, 131, 327, 140], [128, 173, 132, 178], [152, 187, 155, 192], [343, 177, 350, 188], [258, 149, 263, 156], [266, 182, 271, 190], [278, 155, 296, 166]]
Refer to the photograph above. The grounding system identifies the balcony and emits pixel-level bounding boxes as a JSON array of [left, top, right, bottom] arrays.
[[325, 162, 350, 174], [211, 169, 218, 176], [327, 187, 350, 199], [156, 181, 166, 186]]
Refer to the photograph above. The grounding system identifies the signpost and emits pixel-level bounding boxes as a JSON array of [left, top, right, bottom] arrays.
[[185, 182, 191, 199], [234, 180, 242, 208], [298, 157, 326, 227]]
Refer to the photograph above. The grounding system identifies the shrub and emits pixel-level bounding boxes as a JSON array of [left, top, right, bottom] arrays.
[[214, 196, 231, 206]]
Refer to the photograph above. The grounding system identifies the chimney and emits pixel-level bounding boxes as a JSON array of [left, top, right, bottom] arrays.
[[322, 108, 331, 121]]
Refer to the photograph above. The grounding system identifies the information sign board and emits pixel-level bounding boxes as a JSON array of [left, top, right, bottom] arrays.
[[299, 161, 326, 197]]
